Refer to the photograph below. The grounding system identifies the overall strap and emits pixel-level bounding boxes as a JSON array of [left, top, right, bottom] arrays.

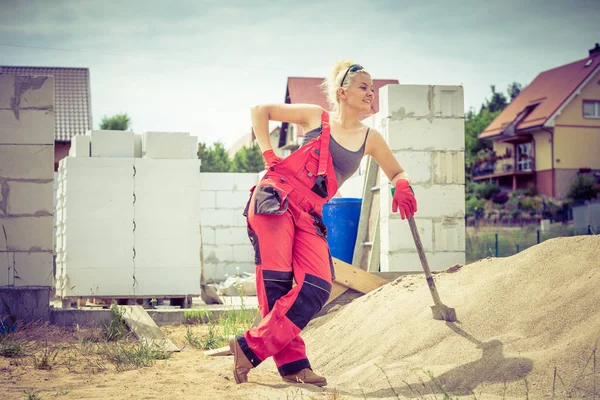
[[318, 110, 330, 176]]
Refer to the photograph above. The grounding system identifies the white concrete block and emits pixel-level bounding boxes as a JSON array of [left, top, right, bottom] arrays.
[[142, 132, 197, 159], [387, 85, 433, 119], [338, 174, 363, 198], [199, 191, 217, 209], [434, 218, 465, 252], [134, 236, 199, 269], [216, 190, 253, 209], [134, 158, 201, 190], [413, 185, 465, 219], [433, 151, 465, 184], [201, 227, 216, 245], [433, 86, 464, 118], [64, 219, 134, 269], [381, 251, 465, 273], [133, 267, 200, 296], [0, 110, 55, 145], [203, 244, 234, 263], [134, 134, 143, 158], [380, 217, 433, 253], [69, 135, 90, 157], [0, 145, 54, 180], [12, 251, 53, 287], [215, 227, 250, 245], [232, 174, 259, 191], [201, 173, 247, 191], [17, 75, 55, 109], [384, 118, 464, 152], [0, 74, 15, 108], [392, 151, 432, 184], [233, 244, 255, 263], [0, 216, 53, 251], [7, 181, 53, 215], [63, 268, 135, 297], [90, 130, 135, 158], [204, 262, 254, 282], [201, 208, 236, 227]]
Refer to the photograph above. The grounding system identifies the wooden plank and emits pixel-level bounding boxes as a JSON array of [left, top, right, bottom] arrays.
[[352, 156, 379, 270], [204, 346, 232, 357], [324, 281, 348, 306], [332, 257, 388, 294], [119, 305, 180, 352]]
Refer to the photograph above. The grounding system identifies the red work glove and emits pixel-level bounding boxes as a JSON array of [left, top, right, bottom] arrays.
[[262, 149, 283, 169], [392, 179, 417, 220]]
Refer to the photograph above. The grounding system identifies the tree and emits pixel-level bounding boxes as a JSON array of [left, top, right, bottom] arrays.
[[197, 141, 232, 172], [507, 82, 523, 101], [100, 113, 131, 130], [230, 142, 264, 173], [464, 108, 500, 167], [482, 85, 508, 113]]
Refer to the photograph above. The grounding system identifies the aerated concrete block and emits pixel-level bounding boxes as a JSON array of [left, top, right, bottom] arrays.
[[0, 110, 55, 145], [0, 216, 54, 252], [69, 135, 90, 157], [142, 132, 197, 159], [12, 251, 53, 287], [6, 182, 53, 215], [90, 130, 135, 158], [0, 145, 54, 180]]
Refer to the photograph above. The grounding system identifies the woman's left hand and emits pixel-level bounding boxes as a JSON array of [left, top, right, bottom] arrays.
[[392, 179, 417, 220]]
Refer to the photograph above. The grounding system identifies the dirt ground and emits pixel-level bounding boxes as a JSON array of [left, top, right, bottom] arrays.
[[2, 235, 599, 399]]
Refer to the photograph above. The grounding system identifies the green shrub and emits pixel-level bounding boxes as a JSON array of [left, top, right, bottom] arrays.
[[475, 182, 501, 200], [466, 196, 486, 215], [567, 174, 598, 203]]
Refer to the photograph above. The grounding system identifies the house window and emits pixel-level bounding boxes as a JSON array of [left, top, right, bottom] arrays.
[[583, 100, 600, 118], [517, 143, 533, 172]]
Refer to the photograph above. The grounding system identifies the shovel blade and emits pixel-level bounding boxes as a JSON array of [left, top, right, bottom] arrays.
[[431, 304, 457, 322]]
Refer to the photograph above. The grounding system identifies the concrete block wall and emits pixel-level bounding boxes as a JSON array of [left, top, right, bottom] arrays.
[[0, 74, 55, 290], [199, 173, 258, 282], [378, 85, 466, 272]]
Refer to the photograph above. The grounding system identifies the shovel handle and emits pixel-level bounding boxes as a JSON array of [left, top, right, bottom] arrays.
[[407, 216, 443, 307]]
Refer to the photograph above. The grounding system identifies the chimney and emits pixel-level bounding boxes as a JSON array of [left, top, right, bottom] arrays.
[[590, 43, 600, 58]]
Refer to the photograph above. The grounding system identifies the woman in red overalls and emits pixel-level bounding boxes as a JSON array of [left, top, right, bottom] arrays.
[[229, 61, 417, 386]]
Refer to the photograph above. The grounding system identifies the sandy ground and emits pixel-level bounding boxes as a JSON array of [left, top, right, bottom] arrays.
[[2, 235, 599, 399]]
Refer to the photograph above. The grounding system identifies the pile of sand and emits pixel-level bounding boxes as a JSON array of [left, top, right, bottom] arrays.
[[301, 235, 600, 399]]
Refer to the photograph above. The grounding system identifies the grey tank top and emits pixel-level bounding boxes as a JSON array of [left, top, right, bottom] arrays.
[[301, 126, 369, 187]]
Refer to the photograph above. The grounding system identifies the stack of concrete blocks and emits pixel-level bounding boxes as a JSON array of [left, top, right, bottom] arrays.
[[199, 173, 258, 282], [55, 130, 202, 298], [0, 74, 55, 321], [378, 85, 466, 272]]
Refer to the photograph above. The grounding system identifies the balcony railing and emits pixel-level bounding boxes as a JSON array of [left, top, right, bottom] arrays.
[[472, 156, 535, 178]]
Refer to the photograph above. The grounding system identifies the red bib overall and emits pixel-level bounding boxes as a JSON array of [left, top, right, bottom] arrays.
[[236, 111, 338, 376]]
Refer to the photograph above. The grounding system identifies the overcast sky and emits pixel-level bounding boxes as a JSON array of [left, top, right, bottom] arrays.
[[1, 0, 598, 148]]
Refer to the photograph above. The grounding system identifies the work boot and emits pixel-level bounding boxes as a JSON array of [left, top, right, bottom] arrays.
[[229, 336, 253, 384], [283, 368, 327, 387]]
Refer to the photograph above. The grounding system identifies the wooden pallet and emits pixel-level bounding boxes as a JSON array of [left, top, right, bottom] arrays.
[[60, 295, 196, 309]]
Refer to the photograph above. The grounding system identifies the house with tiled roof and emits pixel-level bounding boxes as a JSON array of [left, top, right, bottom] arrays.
[[278, 77, 399, 155], [475, 44, 600, 198], [0, 66, 92, 171]]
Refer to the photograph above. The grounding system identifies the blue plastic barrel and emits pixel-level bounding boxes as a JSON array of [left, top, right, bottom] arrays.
[[322, 198, 362, 264]]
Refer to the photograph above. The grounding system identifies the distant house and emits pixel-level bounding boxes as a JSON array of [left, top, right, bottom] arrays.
[[0, 66, 92, 171], [278, 77, 399, 156], [476, 44, 600, 198]]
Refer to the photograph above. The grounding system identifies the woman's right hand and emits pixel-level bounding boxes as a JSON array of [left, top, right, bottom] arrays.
[[263, 149, 283, 169]]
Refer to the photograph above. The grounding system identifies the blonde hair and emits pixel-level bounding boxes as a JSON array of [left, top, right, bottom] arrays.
[[321, 60, 371, 111]]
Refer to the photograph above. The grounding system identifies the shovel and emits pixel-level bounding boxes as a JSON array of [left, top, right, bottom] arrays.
[[407, 216, 457, 322]]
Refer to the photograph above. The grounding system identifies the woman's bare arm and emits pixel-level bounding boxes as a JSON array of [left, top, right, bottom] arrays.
[[250, 104, 323, 153]]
